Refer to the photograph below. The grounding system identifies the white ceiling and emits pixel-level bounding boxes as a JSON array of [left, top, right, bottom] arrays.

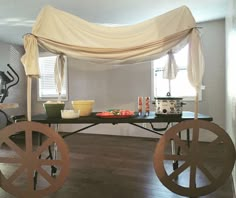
[[0, 0, 227, 46]]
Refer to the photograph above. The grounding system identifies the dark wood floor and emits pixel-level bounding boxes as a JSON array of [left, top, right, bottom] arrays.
[[0, 133, 235, 198]]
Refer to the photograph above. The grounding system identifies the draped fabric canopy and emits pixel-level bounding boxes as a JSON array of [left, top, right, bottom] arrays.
[[21, 5, 204, 92]]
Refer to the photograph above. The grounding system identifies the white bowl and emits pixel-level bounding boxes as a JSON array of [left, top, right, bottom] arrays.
[[61, 110, 80, 119]]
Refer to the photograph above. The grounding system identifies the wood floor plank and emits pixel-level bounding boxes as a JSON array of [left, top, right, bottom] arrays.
[[0, 133, 234, 198]]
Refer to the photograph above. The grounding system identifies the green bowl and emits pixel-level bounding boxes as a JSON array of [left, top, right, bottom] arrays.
[[43, 103, 65, 118]]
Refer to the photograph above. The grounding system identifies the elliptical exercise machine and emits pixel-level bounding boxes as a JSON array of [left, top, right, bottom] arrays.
[[0, 64, 21, 128]]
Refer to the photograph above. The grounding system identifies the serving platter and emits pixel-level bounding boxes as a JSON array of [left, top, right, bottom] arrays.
[[96, 113, 134, 118], [96, 109, 135, 118]]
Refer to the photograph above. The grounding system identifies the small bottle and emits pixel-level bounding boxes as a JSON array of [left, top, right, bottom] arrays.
[[138, 96, 143, 116], [145, 96, 150, 116]]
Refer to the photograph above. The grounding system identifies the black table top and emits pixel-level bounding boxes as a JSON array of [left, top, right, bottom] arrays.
[[31, 111, 213, 124]]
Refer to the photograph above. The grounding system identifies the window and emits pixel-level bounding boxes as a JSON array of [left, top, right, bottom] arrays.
[[152, 45, 202, 101], [38, 54, 68, 101]]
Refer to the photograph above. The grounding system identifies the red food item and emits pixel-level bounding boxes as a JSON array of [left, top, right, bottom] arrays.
[[96, 109, 134, 118], [119, 110, 134, 116], [99, 111, 113, 116]]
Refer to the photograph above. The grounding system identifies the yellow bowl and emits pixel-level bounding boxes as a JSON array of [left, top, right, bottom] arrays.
[[71, 100, 95, 116]]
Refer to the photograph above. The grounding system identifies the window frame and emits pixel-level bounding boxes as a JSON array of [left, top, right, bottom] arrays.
[[37, 52, 69, 101], [151, 50, 202, 102]]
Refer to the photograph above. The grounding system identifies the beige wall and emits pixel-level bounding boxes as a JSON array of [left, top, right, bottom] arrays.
[[226, 0, 236, 191], [199, 19, 226, 129]]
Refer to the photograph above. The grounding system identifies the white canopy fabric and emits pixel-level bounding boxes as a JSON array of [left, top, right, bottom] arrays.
[[21, 5, 204, 91], [21, 5, 204, 120]]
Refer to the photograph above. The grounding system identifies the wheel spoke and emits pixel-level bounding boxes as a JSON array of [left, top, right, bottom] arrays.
[[197, 162, 216, 183], [4, 138, 25, 157], [192, 127, 199, 145], [164, 154, 187, 161], [0, 157, 21, 164], [173, 135, 189, 154], [190, 126, 199, 154], [37, 166, 56, 185], [168, 160, 191, 180], [7, 165, 25, 184], [38, 159, 63, 166], [190, 164, 197, 189], [25, 129, 33, 154], [34, 138, 54, 157], [27, 167, 34, 190]]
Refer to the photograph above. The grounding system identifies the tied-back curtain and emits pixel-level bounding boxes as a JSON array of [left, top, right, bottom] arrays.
[[163, 51, 178, 80], [54, 54, 65, 100]]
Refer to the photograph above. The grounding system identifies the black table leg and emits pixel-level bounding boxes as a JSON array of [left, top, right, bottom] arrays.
[[187, 128, 190, 147], [173, 132, 182, 170]]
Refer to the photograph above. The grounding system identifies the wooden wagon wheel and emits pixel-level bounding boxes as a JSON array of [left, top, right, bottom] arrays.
[[0, 121, 70, 198], [153, 119, 236, 197]]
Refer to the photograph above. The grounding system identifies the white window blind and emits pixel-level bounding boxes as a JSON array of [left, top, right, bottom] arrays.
[[38, 55, 68, 101], [153, 45, 202, 100]]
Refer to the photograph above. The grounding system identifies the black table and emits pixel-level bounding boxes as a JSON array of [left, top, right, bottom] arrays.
[[32, 111, 212, 124], [30, 111, 213, 179], [31, 111, 213, 137]]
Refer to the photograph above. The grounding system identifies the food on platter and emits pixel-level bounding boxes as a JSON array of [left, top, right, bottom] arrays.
[[109, 109, 134, 116], [96, 109, 135, 118]]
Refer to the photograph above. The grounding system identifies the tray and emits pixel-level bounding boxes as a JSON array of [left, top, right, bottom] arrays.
[[96, 112, 135, 118]]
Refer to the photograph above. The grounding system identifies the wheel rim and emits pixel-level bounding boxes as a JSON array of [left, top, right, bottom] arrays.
[[0, 121, 70, 198], [153, 120, 236, 197]]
